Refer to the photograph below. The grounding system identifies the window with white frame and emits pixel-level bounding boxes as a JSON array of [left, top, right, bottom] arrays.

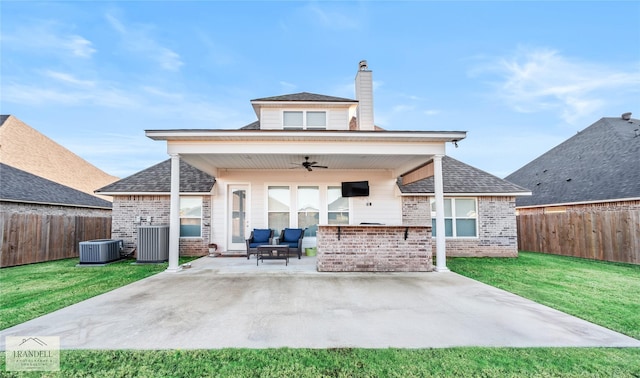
[[430, 198, 477, 237], [283, 111, 326, 130], [268, 186, 290, 236], [180, 196, 202, 237], [327, 186, 349, 225], [297, 186, 319, 236]]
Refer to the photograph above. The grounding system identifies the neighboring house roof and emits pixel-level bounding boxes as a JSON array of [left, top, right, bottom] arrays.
[[505, 116, 640, 207], [95, 159, 215, 194], [251, 92, 357, 103], [0, 115, 119, 200], [240, 121, 261, 130], [0, 163, 112, 209], [398, 156, 529, 195]]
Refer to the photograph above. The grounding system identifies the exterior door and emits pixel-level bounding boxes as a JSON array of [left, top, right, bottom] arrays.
[[228, 185, 249, 251]]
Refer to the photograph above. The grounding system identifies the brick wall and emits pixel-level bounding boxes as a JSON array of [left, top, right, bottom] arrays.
[[402, 196, 518, 257], [317, 225, 432, 272], [111, 195, 211, 256]]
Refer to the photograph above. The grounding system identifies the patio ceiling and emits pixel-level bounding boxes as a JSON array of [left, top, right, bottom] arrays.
[[146, 129, 467, 177]]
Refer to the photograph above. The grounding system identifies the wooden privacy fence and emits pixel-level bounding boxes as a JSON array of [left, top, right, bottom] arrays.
[[516, 209, 640, 264], [0, 213, 112, 267]]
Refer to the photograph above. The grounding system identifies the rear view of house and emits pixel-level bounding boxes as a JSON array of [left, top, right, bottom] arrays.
[[98, 61, 529, 272]]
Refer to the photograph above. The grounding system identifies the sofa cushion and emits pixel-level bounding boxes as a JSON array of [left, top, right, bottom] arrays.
[[282, 228, 303, 243], [280, 241, 299, 248], [252, 229, 272, 243]]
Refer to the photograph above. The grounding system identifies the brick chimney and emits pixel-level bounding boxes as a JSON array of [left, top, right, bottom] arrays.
[[355, 60, 375, 131]]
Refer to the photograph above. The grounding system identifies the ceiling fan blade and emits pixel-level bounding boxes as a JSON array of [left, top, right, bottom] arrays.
[[306, 166, 313, 171], [312, 165, 328, 169]]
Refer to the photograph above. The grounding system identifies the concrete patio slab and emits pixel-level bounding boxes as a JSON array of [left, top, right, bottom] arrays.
[[1, 256, 639, 350]]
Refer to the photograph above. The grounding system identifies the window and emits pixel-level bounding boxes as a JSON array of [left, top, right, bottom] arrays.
[[180, 196, 202, 237], [298, 186, 319, 236], [268, 186, 290, 236], [283, 111, 326, 130], [283, 111, 303, 129], [327, 186, 349, 225], [306, 111, 326, 129], [430, 198, 477, 237]]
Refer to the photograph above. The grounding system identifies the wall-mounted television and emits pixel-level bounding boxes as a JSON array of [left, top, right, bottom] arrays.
[[342, 181, 369, 197]]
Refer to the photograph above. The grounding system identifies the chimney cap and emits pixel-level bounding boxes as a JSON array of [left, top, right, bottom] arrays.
[[358, 60, 368, 71], [621, 112, 632, 120]]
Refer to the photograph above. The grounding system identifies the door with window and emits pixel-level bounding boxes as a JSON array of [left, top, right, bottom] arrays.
[[228, 185, 250, 250]]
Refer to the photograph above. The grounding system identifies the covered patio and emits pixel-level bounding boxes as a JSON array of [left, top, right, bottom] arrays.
[[145, 129, 465, 273]]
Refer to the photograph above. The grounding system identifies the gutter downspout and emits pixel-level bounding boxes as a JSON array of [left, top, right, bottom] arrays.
[[433, 154, 449, 272], [167, 153, 181, 272]]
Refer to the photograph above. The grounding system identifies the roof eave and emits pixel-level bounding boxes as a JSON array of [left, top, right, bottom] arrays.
[[399, 191, 532, 197], [96, 191, 212, 196], [145, 129, 468, 143], [0, 198, 112, 210], [516, 196, 640, 209]]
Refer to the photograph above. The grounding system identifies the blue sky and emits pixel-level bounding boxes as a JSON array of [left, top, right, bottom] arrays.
[[2, 1, 639, 179]]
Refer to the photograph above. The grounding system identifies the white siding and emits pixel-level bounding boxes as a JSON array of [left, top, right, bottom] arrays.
[[327, 109, 350, 130], [210, 169, 401, 251], [257, 106, 353, 130], [259, 108, 281, 130]]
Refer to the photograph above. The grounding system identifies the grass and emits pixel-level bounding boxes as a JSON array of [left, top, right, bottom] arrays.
[[1, 252, 639, 377], [1, 348, 639, 377], [0, 257, 196, 330], [448, 251, 640, 340]]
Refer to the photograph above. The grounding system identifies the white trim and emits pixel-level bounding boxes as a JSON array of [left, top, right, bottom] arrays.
[[400, 192, 532, 197], [516, 197, 640, 209], [96, 192, 211, 196], [146, 129, 467, 142]]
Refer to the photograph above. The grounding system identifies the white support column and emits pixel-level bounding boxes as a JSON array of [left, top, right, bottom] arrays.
[[433, 154, 449, 272], [166, 153, 181, 272]]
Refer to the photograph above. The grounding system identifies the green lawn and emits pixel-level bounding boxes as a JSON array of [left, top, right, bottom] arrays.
[[0, 257, 195, 330], [1, 252, 639, 377], [448, 251, 640, 340]]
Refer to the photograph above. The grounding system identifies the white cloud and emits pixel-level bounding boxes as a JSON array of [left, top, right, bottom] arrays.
[[44, 70, 95, 87], [1, 22, 96, 58], [279, 81, 297, 91], [105, 12, 183, 72], [472, 46, 640, 125], [304, 4, 361, 31]]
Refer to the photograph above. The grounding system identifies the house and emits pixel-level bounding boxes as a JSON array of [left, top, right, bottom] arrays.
[[97, 61, 529, 272], [0, 163, 112, 267], [505, 113, 640, 264], [0, 115, 119, 201]]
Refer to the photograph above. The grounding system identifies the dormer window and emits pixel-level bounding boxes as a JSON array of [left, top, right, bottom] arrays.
[[283, 111, 326, 130]]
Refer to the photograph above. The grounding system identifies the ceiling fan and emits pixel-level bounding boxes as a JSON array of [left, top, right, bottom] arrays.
[[295, 156, 328, 171]]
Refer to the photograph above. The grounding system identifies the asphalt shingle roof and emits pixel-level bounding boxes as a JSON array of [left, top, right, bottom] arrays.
[[251, 92, 357, 103], [96, 159, 215, 193], [398, 156, 529, 194], [0, 163, 112, 208], [505, 116, 640, 207]]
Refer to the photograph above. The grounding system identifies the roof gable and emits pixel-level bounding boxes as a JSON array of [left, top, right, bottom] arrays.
[[0, 115, 118, 199], [505, 116, 640, 207], [398, 156, 529, 195], [0, 163, 112, 209], [251, 92, 356, 103], [96, 159, 215, 194]]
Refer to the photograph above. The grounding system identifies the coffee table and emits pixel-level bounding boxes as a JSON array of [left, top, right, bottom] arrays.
[[256, 245, 289, 266]]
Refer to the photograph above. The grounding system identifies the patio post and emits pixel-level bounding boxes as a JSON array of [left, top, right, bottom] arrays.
[[433, 154, 449, 272], [166, 153, 181, 272]]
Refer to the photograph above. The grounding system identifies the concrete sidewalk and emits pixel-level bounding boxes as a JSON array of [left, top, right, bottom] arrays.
[[1, 256, 639, 350]]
